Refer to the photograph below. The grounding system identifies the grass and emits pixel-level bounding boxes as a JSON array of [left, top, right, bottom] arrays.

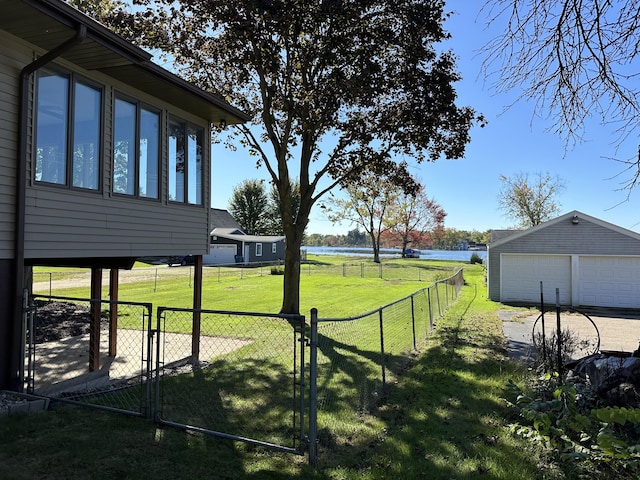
[[32, 257, 464, 318], [1, 259, 573, 479]]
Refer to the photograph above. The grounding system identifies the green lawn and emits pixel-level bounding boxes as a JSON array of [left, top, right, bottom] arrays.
[[2, 259, 593, 479]]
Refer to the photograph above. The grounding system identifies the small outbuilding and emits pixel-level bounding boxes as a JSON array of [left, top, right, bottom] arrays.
[[205, 209, 285, 264], [487, 210, 640, 308]]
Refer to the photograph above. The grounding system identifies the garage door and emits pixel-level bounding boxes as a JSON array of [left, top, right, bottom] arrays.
[[501, 254, 571, 305], [203, 244, 237, 265], [579, 256, 640, 308]]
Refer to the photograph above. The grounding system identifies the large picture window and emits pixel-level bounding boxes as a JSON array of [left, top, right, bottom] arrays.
[[35, 70, 102, 190], [113, 97, 159, 199], [169, 117, 203, 205]]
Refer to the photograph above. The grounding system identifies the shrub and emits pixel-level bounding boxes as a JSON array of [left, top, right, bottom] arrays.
[[270, 266, 284, 275], [469, 253, 483, 264]]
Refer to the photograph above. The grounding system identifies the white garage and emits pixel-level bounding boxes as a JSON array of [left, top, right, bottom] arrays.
[[488, 211, 640, 308], [203, 244, 237, 265], [501, 254, 571, 305], [578, 256, 640, 308]]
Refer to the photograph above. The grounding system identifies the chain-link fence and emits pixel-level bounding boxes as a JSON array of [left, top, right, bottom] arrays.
[[23, 268, 465, 465], [154, 307, 307, 454], [301, 260, 458, 282], [307, 269, 464, 462], [32, 260, 458, 297], [26, 295, 153, 417]]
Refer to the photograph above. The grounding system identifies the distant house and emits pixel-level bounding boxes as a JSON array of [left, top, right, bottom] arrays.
[[205, 209, 285, 264], [487, 210, 640, 308], [0, 0, 249, 390]]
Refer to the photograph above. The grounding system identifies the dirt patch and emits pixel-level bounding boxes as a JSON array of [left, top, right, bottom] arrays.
[[32, 300, 108, 343]]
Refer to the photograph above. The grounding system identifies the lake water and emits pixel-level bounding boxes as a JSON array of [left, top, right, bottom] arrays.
[[302, 246, 487, 262]]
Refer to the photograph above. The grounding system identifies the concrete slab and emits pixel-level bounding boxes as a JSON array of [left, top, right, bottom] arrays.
[[502, 309, 640, 364], [30, 328, 252, 396]]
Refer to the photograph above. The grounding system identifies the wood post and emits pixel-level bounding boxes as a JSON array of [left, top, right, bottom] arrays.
[[191, 255, 203, 362], [89, 267, 102, 372], [109, 269, 119, 357]]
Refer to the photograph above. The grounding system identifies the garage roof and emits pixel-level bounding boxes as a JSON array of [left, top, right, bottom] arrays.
[[2, 0, 250, 125], [490, 210, 640, 248]]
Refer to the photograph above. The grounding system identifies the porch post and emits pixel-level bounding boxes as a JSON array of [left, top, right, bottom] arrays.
[[191, 255, 203, 362], [108, 269, 119, 356], [89, 267, 102, 371]]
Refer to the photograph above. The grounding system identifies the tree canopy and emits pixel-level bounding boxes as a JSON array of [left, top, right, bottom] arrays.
[[228, 179, 269, 235], [497, 172, 566, 228], [385, 184, 446, 257], [84, 0, 482, 313]]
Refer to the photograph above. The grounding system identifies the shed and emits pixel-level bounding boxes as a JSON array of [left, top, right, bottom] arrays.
[[487, 210, 640, 308]]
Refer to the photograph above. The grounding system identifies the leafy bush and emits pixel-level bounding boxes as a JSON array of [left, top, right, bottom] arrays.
[[506, 376, 640, 477], [270, 266, 284, 275], [469, 253, 483, 264]]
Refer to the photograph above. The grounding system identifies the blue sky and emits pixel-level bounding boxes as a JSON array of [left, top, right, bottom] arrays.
[[210, 2, 640, 235]]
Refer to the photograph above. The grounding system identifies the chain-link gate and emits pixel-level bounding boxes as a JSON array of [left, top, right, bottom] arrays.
[[26, 295, 153, 417], [154, 307, 308, 455]]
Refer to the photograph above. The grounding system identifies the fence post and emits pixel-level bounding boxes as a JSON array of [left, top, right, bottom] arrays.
[[378, 309, 386, 390], [342, 263, 346, 277], [411, 295, 417, 350], [361, 262, 364, 278], [427, 287, 433, 332], [308, 308, 318, 467], [379, 262, 382, 279]]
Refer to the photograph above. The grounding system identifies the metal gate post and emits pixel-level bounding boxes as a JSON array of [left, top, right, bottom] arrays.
[[308, 309, 319, 466]]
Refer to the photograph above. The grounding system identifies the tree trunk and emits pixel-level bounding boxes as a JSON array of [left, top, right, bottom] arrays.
[[369, 230, 380, 263], [401, 239, 409, 258], [280, 224, 304, 314]]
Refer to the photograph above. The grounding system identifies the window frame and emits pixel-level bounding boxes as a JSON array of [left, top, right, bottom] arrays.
[[112, 93, 161, 200], [34, 68, 104, 192], [272, 242, 277, 254], [256, 243, 263, 257], [168, 115, 204, 206]]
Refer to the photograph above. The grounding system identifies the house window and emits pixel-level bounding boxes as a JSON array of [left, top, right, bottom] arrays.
[[168, 117, 203, 205], [272, 243, 277, 254], [35, 70, 102, 190], [256, 243, 263, 257], [113, 97, 160, 198]]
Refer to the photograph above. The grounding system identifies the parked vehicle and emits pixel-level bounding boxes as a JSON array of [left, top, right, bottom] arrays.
[[404, 248, 420, 258], [167, 255, 195, 266]]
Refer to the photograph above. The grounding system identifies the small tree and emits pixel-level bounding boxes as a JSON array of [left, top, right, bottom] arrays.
[[385, 184, 446, 257], [324, 172, 398, 263], [497, 172, 566, 228], [228, 179, 269, 235]]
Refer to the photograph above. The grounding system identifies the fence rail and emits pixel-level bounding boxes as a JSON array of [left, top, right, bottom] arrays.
[[23, 268, 465, 466]]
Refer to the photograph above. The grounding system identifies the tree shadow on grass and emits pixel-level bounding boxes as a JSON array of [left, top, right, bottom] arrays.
[[315, 306, 544, 478]]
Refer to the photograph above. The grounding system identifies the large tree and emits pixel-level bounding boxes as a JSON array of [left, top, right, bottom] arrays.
[[497, 172, 566, 228], [90, 0, 481, 314], [228, 179, 269, 235], [480, 0, 640, 191], [385, 184, 446, 257]]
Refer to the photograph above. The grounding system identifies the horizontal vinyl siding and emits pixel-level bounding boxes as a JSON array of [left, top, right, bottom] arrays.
[[24, 189, 209, 258], [0, 32, 24, 259]]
